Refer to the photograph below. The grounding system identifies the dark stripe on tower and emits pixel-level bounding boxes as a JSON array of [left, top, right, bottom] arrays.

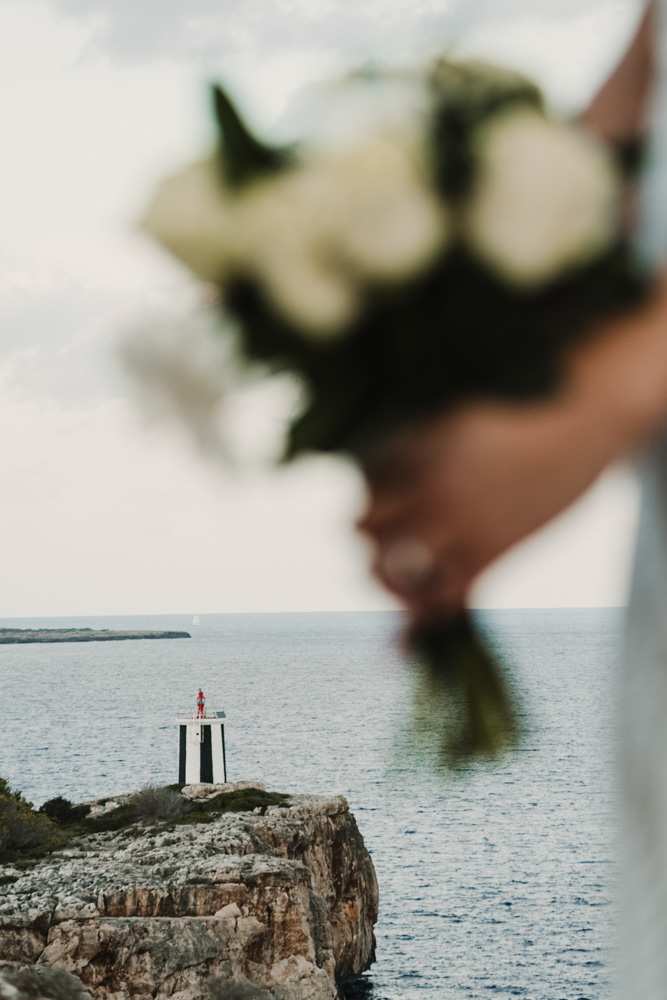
[[221, 725, 227, 783], [178, 725, 187, 784], [200, 725, 213, 783]]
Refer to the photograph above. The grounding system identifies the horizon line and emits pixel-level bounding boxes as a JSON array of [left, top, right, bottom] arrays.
[[0, 605, 627, 620]]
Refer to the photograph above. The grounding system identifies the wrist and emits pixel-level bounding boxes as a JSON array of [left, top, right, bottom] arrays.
[[569, 271, 667, 454]]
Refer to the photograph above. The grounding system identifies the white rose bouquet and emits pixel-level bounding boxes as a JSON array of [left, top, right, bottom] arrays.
[[140, 59, 646, 763]]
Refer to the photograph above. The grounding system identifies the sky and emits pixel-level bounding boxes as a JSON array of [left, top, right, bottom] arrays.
[[0, 0, 648, 617]]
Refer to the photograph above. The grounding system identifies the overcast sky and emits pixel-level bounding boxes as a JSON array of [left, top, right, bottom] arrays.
[[0, 0, 647, 617]]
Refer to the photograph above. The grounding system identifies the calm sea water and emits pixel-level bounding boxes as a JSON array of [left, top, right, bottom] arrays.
[[0, 608, 622, 1000]]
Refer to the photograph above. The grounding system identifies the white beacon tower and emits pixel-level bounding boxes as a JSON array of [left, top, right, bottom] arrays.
[[177, 689, 227, 784]]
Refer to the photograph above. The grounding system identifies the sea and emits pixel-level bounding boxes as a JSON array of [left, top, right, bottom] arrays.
[[0, 607, 623, 1000]]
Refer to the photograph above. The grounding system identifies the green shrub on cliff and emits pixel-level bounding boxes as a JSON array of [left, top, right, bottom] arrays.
[[0, 779, 62, 862], [205, 788, 289, 815], [170, 788, 290, 825], [39, 796, 91, 826], [81, 803, 138, 833]]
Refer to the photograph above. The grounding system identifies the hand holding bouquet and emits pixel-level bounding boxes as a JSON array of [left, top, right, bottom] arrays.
[[137, 58, 646, 764]]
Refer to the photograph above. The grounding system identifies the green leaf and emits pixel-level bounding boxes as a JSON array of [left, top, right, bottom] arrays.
[[211, 84, 292, 187]]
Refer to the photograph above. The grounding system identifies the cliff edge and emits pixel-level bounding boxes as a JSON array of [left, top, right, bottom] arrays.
[[0, 786, 378, 1000]]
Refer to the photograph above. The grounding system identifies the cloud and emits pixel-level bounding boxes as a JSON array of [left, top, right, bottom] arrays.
[[0, 277, 133, 406], [457, 0, 640, 27], [43, 0, 644, 66], [43, 0, 458, 63], [0, 366, 386, 616], [40, 0, 645, 119]]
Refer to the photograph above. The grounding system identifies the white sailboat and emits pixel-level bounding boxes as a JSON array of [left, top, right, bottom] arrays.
[[192, 614, 201, 625]]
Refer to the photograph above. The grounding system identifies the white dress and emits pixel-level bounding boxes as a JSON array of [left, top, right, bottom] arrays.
[[620, 444, 667, 997], [619, 3, 667, 994]]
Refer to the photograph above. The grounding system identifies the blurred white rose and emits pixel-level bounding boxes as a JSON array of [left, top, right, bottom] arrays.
[[324, 133, 449, 281], [234, 170, 358, 339], [254, 250, 359, 339], [464, 109, 618, 286], [141, 159, 241, 284]]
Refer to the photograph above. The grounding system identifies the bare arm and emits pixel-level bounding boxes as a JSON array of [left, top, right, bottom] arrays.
[[582, 1, 655, 144]]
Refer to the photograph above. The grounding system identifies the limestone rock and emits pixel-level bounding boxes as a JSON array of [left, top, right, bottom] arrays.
[[0, 791, 378, 1000]]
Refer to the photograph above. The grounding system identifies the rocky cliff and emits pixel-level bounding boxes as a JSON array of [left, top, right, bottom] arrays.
[[0, 786, 378, 1000]]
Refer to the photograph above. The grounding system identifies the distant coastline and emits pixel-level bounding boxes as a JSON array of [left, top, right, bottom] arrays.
[[0, 628, 191, 644]]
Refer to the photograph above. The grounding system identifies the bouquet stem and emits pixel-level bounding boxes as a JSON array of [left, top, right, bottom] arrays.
[[411, 612, 519, 765]]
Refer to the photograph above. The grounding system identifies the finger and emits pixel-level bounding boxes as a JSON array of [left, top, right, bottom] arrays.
[[371, 535, 469, 612], [358, 479, 452, 540], [357, 497, 417, 537], [378, 537, 438, 593], [358, 469, 425, 531]]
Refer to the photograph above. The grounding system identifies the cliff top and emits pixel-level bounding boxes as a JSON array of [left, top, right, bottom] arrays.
[[0, 785, 351, 913]]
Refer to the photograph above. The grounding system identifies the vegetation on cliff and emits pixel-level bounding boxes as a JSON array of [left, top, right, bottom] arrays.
[[0, 779, 290, 865], [0, 779, 62, 863]]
